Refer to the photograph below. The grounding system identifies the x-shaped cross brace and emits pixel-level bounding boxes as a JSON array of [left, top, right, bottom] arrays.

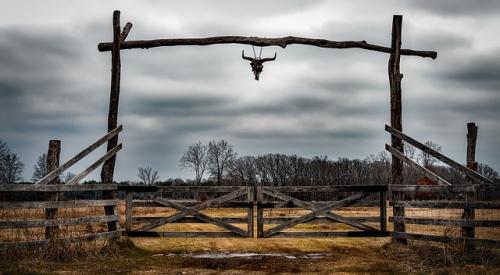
[[261, 188, 378, 237], [137, 188, 248, 237]]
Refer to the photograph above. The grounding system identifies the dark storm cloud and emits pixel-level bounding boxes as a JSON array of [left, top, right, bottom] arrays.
[[404, 1, 500, 16], [440, 49, 500, 91]]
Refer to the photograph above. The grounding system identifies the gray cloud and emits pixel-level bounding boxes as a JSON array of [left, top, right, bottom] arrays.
[[0, 1, 499, 181]]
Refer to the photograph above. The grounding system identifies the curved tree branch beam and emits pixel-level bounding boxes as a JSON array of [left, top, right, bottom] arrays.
[[98, 36, 437, 59]]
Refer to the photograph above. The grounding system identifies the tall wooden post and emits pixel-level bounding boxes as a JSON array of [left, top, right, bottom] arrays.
[[463, 122, 478, 250], [388, 15, 406, 244], [100, 10, 122, 232], [45, 140, 61, 239]]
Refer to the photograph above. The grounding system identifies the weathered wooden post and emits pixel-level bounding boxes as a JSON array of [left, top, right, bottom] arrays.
[[100, 10, 124, 233], [247, 186, 254, 237], [45, 140, 61, 239], [463, 122, 478, 250], [388, 15, 406, 244], [125, 191, 133, 231], [256, 186, 264, 238], [380, 189, 387, 232]]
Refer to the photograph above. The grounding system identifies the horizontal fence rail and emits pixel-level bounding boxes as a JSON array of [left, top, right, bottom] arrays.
[[0, 184, 120, 249]]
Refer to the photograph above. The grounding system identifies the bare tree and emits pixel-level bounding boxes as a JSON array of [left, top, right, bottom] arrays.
[[137, 167, 159, 185], [208, 139, 237, 184], [477, 163, 499, 180], [179, 141, 208, 184], [0, 139, 24, 184], [0, 153, 24, 184], [418, 141, 442, 168], [32, 153, 48, 182]]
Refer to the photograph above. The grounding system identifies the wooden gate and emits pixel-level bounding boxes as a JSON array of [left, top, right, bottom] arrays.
[[255, 185, 389, 238], [121, 186, 254, 237]]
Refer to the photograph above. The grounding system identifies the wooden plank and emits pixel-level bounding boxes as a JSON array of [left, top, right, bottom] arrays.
[[463, 122, 478, 248], [33, 126, 122, 185], [389, 184, 475, 193], [0, 231, 123, 250], [125, 231, 240, 238], [389, 216, 500, 227], [158, 186, 248, 192], [385, 125, 493, 184], [136, 189, 247, 231], [390, 201, 500, 209], [262, 188, 377, 232], [386, 144, 451, 186], [0, 215, 119, 229], [0, 184, 117, 192], [269, 231, 390, 238], [264, 185, 388, 192], [152, 197, 247, 237], [132, 217, 248, 224], [264, 217, 380, 224], [125, 192, 133, 231], [0, 199, 118, 209], [66, 144, 122, 185], [256, 187, 264, 238], [117, 185, 158, 192], [258, 201, 381, 208], [390, 232, 500, 247], [261, 192, 368, 238], [97, 36, 437, 59], [131, 200, 252, 208]]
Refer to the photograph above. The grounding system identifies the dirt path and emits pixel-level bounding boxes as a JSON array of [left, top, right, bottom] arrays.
[[2, 237, 499, 274]]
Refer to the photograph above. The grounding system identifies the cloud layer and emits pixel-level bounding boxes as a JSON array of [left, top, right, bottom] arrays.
[[1, 0, 499, 181]]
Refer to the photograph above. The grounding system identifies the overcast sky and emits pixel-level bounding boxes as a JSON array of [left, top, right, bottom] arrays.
[[1, 0, 499, 182]]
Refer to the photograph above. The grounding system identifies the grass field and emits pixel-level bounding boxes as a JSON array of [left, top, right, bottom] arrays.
[[1, 205, 499, 274]]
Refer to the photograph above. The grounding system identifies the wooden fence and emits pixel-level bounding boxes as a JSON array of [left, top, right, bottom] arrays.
[[0, 184, 121, 250], [388, 184, 500, 247]]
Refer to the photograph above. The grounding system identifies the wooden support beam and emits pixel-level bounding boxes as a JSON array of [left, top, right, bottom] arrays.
[[385, 125, 493, 184], [120, 22, 133, 41], [98, 36, 437, 59], [34, 125, 122, 185], [463, 122, 478, 249], [66, 143, 122, 185], [386, 144, 451, 186], [390, 232, 500, 248], [380, 191, 387, 232], [270, 231, 390, 238], [388, 15, 406, 244], [45, 140, 60, 239], [247, 186, 254, 238], [101, 10, 122, 234], [125, 231, 241, 238]]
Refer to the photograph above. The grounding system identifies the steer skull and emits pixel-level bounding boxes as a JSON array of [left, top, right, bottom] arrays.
[[242, 50, 276, 80]]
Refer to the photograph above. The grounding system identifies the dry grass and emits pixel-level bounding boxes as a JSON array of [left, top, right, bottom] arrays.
[[1, 206, 500, 274]]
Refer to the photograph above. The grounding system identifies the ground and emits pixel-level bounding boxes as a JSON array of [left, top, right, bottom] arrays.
[[1, 207, 499, 274], [2, 237, 499, 274]]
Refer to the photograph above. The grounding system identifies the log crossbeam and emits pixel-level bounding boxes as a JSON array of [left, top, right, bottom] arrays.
[[98, 35, 437, 59]]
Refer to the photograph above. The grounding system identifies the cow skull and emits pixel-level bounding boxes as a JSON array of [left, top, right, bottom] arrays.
[[242, 50, 276, 80]]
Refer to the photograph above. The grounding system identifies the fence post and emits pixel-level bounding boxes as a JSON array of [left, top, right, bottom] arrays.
[[463, 122, 478, 250], [100, 10, 122, 234], [125, 191, 133, 231], [256, 186, 264, 238], [247, 186, 254, 238], [380, 190, 387, 232], [45, 140, 61, 239], [388, 15, 406, 244]]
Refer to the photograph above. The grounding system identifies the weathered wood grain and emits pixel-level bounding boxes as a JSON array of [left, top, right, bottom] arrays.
[[0, 215, 119, 229], [389, 216, 500, 227], [0, 199, 118, 209]]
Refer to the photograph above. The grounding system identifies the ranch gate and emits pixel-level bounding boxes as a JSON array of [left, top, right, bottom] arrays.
[[0, 11, 499, 250]]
